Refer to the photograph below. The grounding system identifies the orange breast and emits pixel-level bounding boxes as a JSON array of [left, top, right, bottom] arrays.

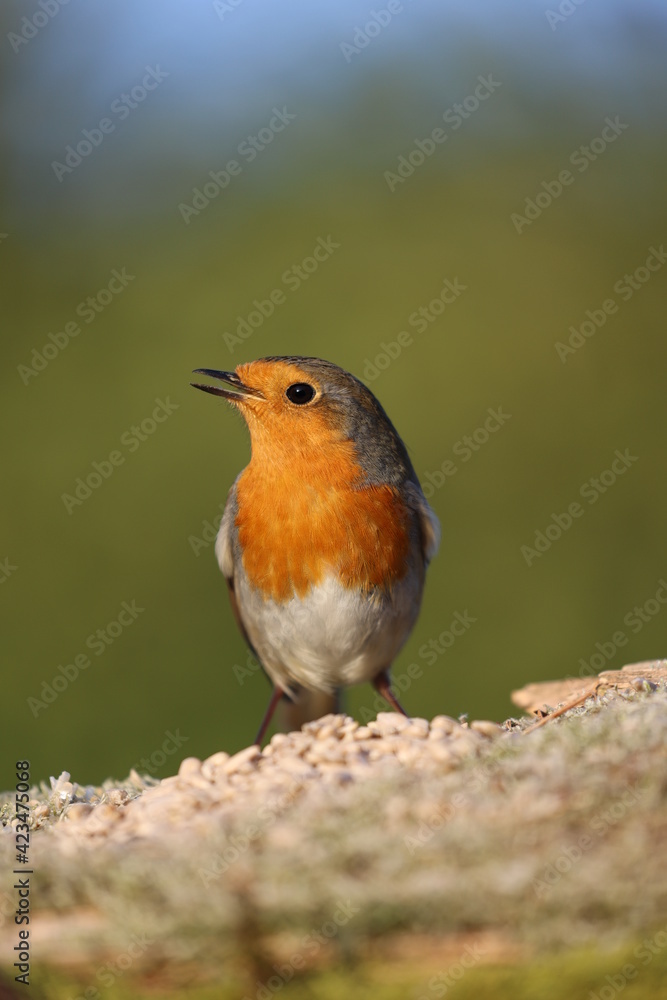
[[235, 442, 412, 603]]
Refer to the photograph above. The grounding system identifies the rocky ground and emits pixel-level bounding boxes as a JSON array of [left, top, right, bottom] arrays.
[[1, 663, 667, 998]]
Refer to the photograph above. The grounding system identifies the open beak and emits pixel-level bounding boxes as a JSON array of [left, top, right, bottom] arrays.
[[191, 368, 264, 401]]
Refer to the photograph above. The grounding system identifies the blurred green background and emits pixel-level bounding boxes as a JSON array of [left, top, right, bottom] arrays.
[[2, 0, 666, 786]]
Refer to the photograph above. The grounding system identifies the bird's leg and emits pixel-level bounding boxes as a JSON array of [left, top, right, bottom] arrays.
[[254, 686, 285, 746], [372, 670, 410, 718]]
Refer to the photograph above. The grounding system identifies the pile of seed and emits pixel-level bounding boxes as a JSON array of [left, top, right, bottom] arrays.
[[35, 712, 506, 848]]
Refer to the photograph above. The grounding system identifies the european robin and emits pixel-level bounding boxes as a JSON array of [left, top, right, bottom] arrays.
[[191, 357, 440, 744]]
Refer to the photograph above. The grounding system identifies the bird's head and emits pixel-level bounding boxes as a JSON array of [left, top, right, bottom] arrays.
[[191, 356, 415, 485]]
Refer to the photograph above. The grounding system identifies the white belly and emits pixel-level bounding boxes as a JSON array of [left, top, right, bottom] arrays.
[[234, 569, 423, 694]]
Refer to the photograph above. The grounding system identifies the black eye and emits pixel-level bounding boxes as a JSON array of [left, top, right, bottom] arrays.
[[285, 383, 315, 405]]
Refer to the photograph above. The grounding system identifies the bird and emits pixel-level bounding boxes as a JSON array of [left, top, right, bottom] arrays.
[[191, 356, 440, 745]]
